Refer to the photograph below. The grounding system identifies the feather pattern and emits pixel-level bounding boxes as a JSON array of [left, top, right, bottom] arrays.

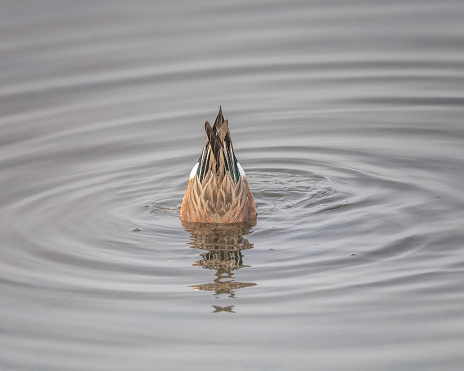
[[180, 107, 257, 224]]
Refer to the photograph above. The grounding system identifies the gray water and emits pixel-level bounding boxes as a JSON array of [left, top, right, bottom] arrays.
[[1, 1, 464, 370]]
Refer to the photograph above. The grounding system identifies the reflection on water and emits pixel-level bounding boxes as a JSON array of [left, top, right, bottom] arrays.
[[213, 305, 236, 314], [183, 222, 257, 310]]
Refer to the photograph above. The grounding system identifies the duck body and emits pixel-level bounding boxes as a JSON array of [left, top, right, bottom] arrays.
[[180, 107, 257, 224]]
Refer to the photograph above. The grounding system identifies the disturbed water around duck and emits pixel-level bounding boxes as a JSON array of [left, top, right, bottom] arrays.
[[1, 1, 464, 370]]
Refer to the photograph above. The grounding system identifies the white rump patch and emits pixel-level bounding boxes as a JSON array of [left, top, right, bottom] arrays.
[[189, 162, 199, 179], [237, 162, 246, 178]]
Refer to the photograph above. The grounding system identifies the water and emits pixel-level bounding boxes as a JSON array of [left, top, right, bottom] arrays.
[[1, 1, 464, 370]]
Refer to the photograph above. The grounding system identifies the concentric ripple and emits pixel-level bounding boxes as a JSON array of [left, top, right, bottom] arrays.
[[2, 1, 464, 370]]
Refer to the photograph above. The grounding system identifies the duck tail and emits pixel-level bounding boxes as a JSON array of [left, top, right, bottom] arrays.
[[199, 107, 240, 183]]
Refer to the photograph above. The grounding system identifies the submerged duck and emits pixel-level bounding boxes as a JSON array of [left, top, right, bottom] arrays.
[[181, 107, 257, 224]]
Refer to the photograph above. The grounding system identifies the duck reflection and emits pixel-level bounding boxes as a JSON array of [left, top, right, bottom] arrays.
[[182, 221, 257, 300]]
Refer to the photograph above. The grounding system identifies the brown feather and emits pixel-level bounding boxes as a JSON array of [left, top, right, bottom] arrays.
[[180, 107, 256, 224]]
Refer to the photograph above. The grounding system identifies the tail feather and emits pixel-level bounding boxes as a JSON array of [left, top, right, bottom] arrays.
[[200, 107, 239, 184], [181, 106, 257, 223], [205, 120, 223, 164]]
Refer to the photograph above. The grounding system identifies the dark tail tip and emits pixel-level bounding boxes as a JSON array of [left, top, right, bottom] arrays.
[[205, 120, 223, 161]]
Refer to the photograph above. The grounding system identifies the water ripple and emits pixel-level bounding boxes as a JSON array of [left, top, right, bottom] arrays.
[[2, 1, 464, 368]]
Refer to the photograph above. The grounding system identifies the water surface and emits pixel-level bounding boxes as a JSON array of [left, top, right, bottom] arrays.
[[1, 1, 464, 370]]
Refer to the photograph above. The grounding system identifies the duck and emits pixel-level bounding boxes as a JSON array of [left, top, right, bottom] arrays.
[[180, 107, 257, 224]]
